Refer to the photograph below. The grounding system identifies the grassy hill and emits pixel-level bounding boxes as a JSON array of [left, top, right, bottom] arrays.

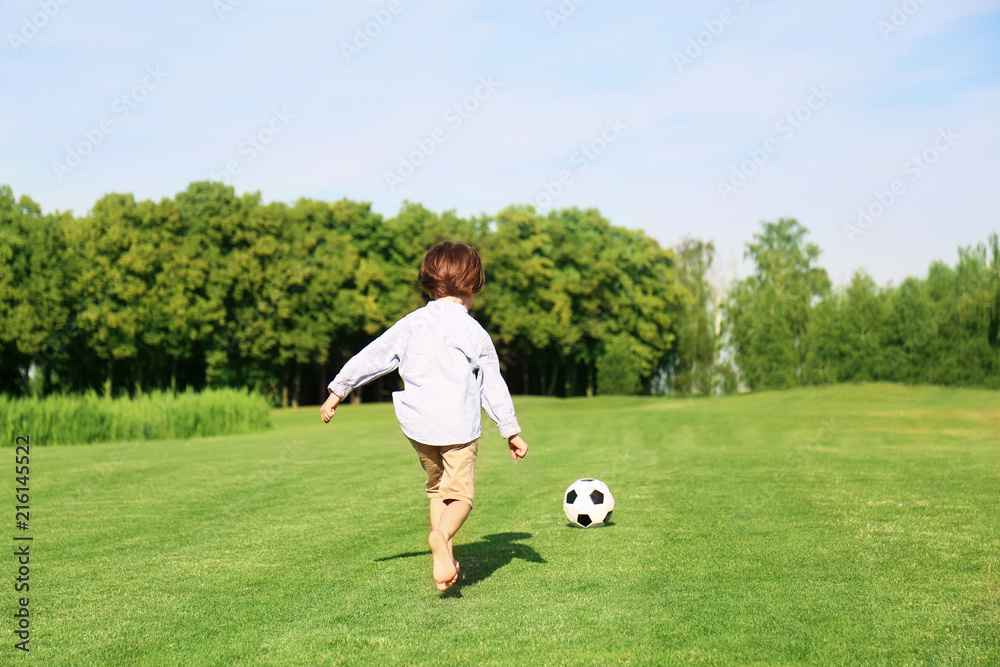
[[20, 384, 1000, 665]]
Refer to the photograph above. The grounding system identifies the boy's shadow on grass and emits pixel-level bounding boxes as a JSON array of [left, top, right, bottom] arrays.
[[375, 532, 546, 596]]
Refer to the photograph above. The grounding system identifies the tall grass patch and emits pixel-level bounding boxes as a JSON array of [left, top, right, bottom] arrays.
[[0, 388, 271, 446]]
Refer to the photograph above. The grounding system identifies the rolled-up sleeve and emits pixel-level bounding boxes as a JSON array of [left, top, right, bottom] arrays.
[[478, 332, 521, 439]]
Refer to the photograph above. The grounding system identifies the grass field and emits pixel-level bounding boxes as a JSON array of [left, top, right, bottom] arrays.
[[13, 384, 1000, 665]]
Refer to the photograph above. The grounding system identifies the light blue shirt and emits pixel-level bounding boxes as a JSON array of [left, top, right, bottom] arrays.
[[328, 300, 521, 446]]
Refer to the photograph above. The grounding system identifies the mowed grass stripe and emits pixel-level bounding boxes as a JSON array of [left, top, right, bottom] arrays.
[[18, 384, 1000, 665]]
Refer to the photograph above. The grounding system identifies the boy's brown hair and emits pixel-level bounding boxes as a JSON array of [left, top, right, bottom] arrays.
[[419, 242, 485, 299]]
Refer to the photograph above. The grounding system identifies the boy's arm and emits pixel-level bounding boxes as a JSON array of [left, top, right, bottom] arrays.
[[322, 320, 407, 421], [478, 333, 524, 448]]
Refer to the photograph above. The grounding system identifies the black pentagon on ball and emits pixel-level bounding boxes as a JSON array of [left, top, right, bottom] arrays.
[[577, 513, 592, 527], [581, 478, 594, 482], [589, 489, 604, 504], [566, 489, 578, 504]]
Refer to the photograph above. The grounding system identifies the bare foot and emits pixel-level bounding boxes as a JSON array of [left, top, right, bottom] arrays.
[[429, 530, 457, 591]]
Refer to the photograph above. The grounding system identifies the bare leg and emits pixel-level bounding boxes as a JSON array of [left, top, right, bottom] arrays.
[[429, 499, 471, 590], [429, 498, 459, 571]]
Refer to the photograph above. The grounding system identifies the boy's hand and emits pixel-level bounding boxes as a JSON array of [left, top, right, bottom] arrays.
[[320, 393, 340, 423], [508, 434, 528, 459]]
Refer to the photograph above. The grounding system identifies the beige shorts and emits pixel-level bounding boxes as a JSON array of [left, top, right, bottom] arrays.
[[408, 437, 479, 508]]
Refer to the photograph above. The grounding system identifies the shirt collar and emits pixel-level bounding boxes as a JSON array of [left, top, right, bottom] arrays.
[[428, 299, 468, 312]]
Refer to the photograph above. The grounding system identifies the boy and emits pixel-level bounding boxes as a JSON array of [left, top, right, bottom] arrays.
[[320, 242, 528, 591]]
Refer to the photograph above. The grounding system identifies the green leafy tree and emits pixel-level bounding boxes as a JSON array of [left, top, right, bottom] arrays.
[[872, 249, 999, 388], [0, 188, 71, 395], [64, 193, 164, 397], [881, 277, 932, 383], [988, 233, 1000, 349], [484, 206, 683, 396], [841, 272, 887, 381], [540, 208, 621, 396], [724, 219, 829, 390], [326, 197, 391, 341], [946, 244, 998, 386], [670, 238, 717, 394], [278, 198, 361, 406], [921, 261, 967, 385], [600, 224, 684, 391], [809, 271, 886, 383], [804, 292, 843, 385], [174, 181, 259, 389], [727, 280, 798, 389], [481, 205, 561, 394], [145, 196, 217, 395], [596, 336, 643, 395]]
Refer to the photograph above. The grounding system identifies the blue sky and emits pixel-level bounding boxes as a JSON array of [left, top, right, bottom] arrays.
[[2, 0, 998, 289]]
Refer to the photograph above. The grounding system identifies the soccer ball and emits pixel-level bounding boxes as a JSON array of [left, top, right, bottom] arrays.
[[563, 478, 614, 527]]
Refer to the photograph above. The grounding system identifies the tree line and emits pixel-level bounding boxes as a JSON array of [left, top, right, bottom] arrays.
[[1, 183, 997, 404], [0, 182, 685, 405], [723, 219, 1000, 391]]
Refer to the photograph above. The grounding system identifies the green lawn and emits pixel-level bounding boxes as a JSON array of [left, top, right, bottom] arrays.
[[14, 384, 1000, 665]]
